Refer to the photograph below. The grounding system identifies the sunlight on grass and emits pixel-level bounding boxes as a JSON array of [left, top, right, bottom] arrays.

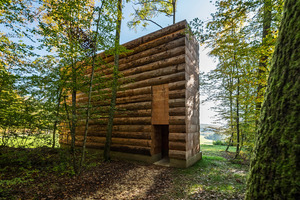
[[168, 145, 248, 199], [0, 134, 59, 148]]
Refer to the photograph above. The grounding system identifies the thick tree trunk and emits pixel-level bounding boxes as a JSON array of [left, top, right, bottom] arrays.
[[104, 0, 122, 161], [246, 0, 300, 199]]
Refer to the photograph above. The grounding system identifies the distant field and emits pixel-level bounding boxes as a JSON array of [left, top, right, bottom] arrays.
[[200, 134, 213, 145], [200, 131, 227, 145]]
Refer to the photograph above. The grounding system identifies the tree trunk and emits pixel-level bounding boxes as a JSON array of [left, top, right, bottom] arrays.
[[104, 0, 122, 161], [52, 88, 62, 148], [235, 74, 240, 158], [79, 3, 104, 169], [226, 70, 234, 152], [172, 0, 176, 24], [246, 0, 300, 198], [71, 63, 77, 172], [256, 0, 272, 124]]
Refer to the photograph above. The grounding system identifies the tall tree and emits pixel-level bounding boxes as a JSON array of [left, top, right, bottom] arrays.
[[246, 0, 300, 198], [80, 1, 106, 169], [256, 0, 272, 122], [128, 0, 177, 29], [191, 0, 283, 155], [104, 0, 123, 161], [38, 0, 96, 172]]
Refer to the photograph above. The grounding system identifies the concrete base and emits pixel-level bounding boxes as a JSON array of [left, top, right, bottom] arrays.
[[110, 151, 161, 163], [60, 144, 202, 168], [170, 151, 202, 168], [154, 157, 170, 167]]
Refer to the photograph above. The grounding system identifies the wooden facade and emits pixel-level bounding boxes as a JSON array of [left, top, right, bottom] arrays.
[[59, 20, 202, 167]]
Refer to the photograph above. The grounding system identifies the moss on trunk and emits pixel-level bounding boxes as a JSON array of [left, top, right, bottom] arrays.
[[246, 0, 300, 199]]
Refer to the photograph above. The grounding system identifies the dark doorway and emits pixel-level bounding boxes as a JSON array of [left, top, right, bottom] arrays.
[[153, 125, 169, 158]]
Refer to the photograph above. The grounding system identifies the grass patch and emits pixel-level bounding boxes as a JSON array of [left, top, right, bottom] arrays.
[[0, 134, 59, 148], [163, 145, 249, 199]]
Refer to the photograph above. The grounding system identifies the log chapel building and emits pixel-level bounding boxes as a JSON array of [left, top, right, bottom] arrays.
[[60, 20, 202, 167]]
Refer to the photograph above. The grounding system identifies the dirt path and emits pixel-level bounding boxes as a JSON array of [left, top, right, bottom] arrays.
[[74, 161, 173, 200]]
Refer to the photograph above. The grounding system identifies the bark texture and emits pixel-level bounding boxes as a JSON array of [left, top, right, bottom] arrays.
[[246, 0, 300, 199]]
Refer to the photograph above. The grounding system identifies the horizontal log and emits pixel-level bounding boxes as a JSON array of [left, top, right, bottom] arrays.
[[169, 141, 186, 151], [169, 116, 186, 125], [169, 81, 186, 91], [169, 107, 185, 116], [117, 94, 152, 105], [169, 125, 186, 133], [75, 102, 153, 117], [76, 102, 150, 115], [95, 46, 185, 78], [169, 98, 185, 108], [122, 72, 185, 90], [118, 45, 185, 72], [169, 150, 186, 160], [71, 142, 151, 156], [114, 109, 152, 117], [77, 117, 151, 126], [111, 144, 151, 156], [74, 136, 151, 147], [115, 36, 185, 71], [169, 89, 185, 99], [76, 89, 185, 111], [89, 22, 186, 67], [121, 54, 185, 77], [112, 138, 151, 147], [117, 86, 151, 98], [117, 101, 152, 110], [93, 32, 185, 69], [75, 124, 152, 132], [121, 20, 186, 50], [169, 133, 186, 142], [121, 63, 185, 84], [76, 131, 151, 139], [113, 117, 151, 125]]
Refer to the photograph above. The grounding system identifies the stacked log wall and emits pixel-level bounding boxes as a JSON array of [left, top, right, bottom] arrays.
[[185, 34, 200, 160], [59, 20, 200, 163]]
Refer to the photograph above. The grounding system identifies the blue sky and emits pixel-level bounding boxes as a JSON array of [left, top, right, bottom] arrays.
[[120, 0, 218, 125]]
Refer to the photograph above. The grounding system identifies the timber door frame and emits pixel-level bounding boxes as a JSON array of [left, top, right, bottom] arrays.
[[151, 84, 169, 158]]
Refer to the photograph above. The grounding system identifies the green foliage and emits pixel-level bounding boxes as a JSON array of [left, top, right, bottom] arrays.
[[213, 140, 227, 146], [0, 133, 60, 148], [190, 0, 284, 157], [129, 0, 177, 29]]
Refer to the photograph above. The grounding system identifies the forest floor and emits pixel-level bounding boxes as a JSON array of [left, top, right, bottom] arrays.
[[0, 145, 249, 200]]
